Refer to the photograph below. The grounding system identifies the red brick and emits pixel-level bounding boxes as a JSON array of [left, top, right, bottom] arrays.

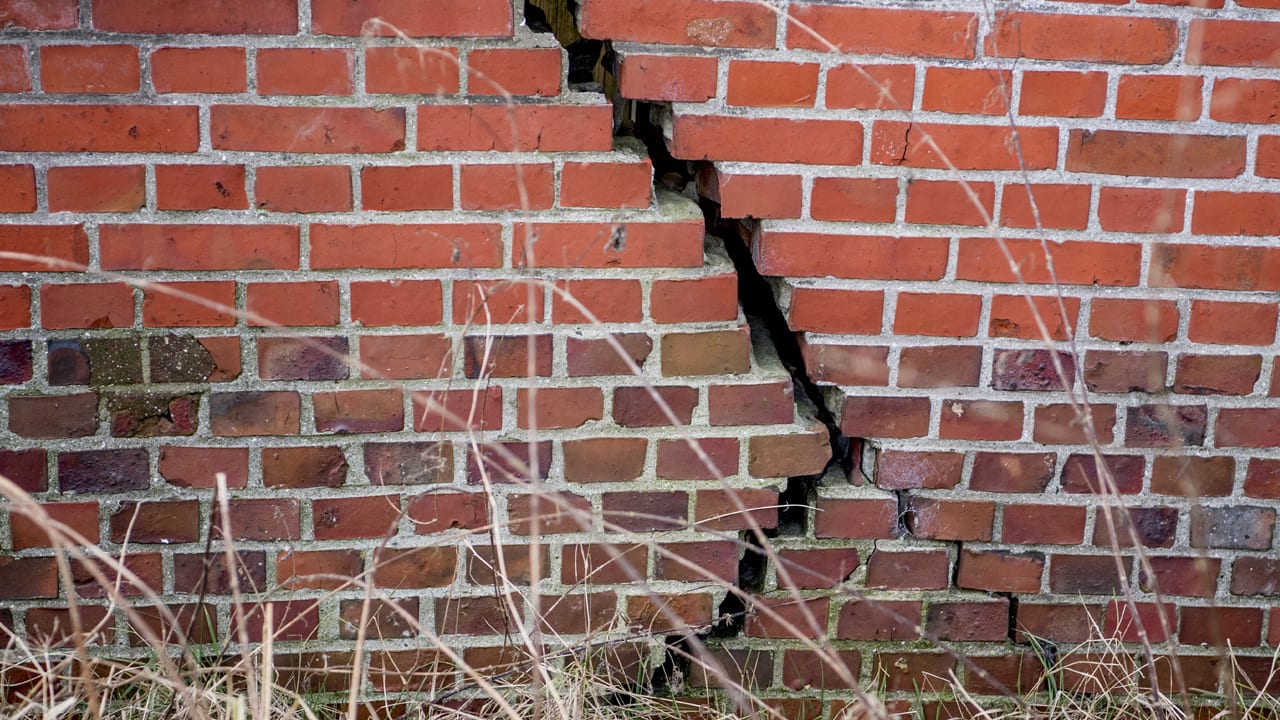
[[756, 232, 948, 280], [871, 121, 1057, 171], [1062, 454, 1145, 494], [898, 345, 981, 388], [814, 499, 896, 538], [1260, 136, 1280, 178], [0, 105, 198, 152], [0, 45, 26, 92], [10, 502, 99, 549], [151, 47, 246, 93], [41, 283, 132, 329], [463, 334, 550, 377], [940, 400, 1023, 441], [257, 48, 352, 95], [1066, 130, 1245, 178], [361, 165, 451, 211], [748, 429, 829, 477], [904, 180, 994, 226], [518, 221, 704, 269], [875, 451, 963, 490], [460, 163, 553, 210], [1143, 558, 1221, 600], [1189, 300, 1277, 346], [1189, 19, 1280, 67], [246, 281, 339, 327], [315, 495, 401, 540], [1037, 401, 1109, 448], [350, 280, 442, 327], [1098, 187, 1186, 233], [1180, 607, 1262, 647], [700, 170, 800, 219], [92, 0, 297, 33], [1090, 298, 1179, 343], [0, 164, 34, 212], [825, 63, 914, 110], [922, 67, 1010, 115], [810, 177, 897, 223], [789, 288, 882, 334], [41, 45, 139, 93], [0, 285, 29, 330], [1150, 244, 1280, 291], [1020, 71, 1106, 117], [788, 5, 976, 58], [517, 387, 603, 430], [561, 160, 652, 209], [155, 165, 247, 210], [961, 237, 1140, 286], [159, 446, 249, 489], [468, 47, 559, 96], [841, 396, 930, 438], [314, 389, 402, 434], [110, 500, 199, 544], [255, 166, 352, 213], [419, 103, 611, 152], [212, 105, 404, 153], [1218, 409, 1280, 448], [1192, 191, 1280, 236], [673, 115, 862, 165], [311, 224, 501, 269], [650, 273, 737, 323], [604, 491, 688, 532], [694, 488, 779, 531], [47, 166, 144, 212], [566, 333, 652, 376], [1175, 354, 1260, 395], [835, 600, 921, 641], [911, 499, 988, 538], [999, 184, 1091, 230], [142, 281, 235, 327], [258, 336, 349, 381], [926, 599, 1010, 641], [956, 549, 1041, 592], [727, 60, 819, 107], [365, 46, 459, 94], [989, 295, 1080, 340], [554, 279, 642, 323], [0, 226, 87, 272], [406, 493, 487, 535], [9, 394, 97, 439], [802, 343, 890, 386], [865, 550, 949, 590], [210, 391, 300, 436], [1152, 455, 1234, 497], [661, 329, 749, 376], [1104, 600, 1175, 644], [1117, 74, 1202, 120], [454, 279, 543, 325], [412, 387, 502, 432], [0, 1, 77, 30], [580, 0, 774, 48], [894, 293, 981, 337], [102, 224, 298, 271], [745, 597, 829, 640], [1003, 504, 1086, 545], [775, 548, 860, 590], [988, 13, 1177, 64], [312, 0, 511, 37], [563, 437, 646, 483], [618, 53, 716, 102]]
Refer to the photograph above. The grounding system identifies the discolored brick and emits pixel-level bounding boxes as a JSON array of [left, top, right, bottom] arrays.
[[58, 448, 149, 493], [991, 349, 1075, 391], [258, 336, 349, 381], [107, 393, 199, 437], [364, 442, 452, 485]]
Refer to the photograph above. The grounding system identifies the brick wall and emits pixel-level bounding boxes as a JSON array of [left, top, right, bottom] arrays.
[[1, 0, 1279, 712]]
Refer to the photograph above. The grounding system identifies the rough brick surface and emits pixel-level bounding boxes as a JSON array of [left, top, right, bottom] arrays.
[[2, 0, 1279, 712]]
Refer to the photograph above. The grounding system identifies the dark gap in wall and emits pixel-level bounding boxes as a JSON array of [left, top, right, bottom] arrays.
[[776, 475, 816, 536], [706, 211, 853, 483]]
